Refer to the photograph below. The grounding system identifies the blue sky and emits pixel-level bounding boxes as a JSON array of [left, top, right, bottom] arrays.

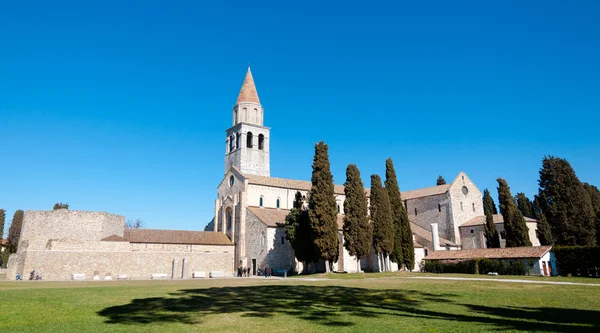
[[1, 1, 599, 233]]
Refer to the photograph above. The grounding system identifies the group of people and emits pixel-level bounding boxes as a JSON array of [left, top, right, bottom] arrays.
[[237, 265, 274, 277], [237, 266, 252, 277]]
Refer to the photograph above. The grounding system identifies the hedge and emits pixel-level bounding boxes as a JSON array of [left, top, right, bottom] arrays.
[[553, 246, 600, 277], [423, 258, 527, 275]]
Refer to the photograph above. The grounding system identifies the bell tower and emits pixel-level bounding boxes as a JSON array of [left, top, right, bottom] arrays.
[[224, 68, 270, 176]]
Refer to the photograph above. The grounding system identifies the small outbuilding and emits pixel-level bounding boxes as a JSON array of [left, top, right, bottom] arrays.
[[423, 246, 556, 276]]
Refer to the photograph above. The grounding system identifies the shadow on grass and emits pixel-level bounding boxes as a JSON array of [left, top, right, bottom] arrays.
[[98, 285, 599, 332]]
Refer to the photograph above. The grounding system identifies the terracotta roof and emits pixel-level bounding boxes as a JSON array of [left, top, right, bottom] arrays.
[[461, 214, 537, 227], [101, 234, 127, 242], [402, 184, 450, 200], [244, 173, 346, 195], [410, 223, 458, 247], [236, 67, 260, 104], [424, 246, 552, 260], [248, 206, 345, 229], [248, 206, 433, 249], [1, 238, 6, 245], [123, 229, 233, 246]]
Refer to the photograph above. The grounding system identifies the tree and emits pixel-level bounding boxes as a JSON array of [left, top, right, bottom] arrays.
[[482, 189, 501, 248], [285, 192, 318, 272], [0, 208, 5, 240], [7, 210, 24, 253], [516, 193, 535, 218], [537, 156, 596, 246], [385, 158, 413, 270], [484, 211, 501, 248], [370, 174, 394, 272], [497, 178, 532, 247], [204, 219, 215, 231], [342, 165, 371, 273], [308, 142, 339, 273], [125, 219, 144, 229], [583, 183, 600, 246], [436, 176, 446, 186], [533, 195, 553, 245], [53, 202, 69, 210], [483, 189, 498, 215]]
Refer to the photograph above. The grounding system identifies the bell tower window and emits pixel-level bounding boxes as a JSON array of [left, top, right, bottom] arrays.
[[247, 132, 253, 148], [258, 134, 264, 150]]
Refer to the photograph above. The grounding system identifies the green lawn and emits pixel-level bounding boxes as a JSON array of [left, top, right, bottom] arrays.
[[0, 274, 599, 333]]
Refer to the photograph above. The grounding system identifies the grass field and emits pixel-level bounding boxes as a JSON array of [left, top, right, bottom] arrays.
[[1, 273, 599, 333]]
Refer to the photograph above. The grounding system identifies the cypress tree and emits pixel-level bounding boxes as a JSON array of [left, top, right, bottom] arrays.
[[370, 174, 394, 272], [436, 176, 446, 186], [342, 165, 371, 273], [537, 156, 596, 246], [483, 189, 498, 215], [497, 178, 532, 247], [385, 159, 403, 267], [483, 189, 501, 248], [285, 192, 318, 272], [516, 193, 535, 218], [7, 210, 24, 254], [533, 195, 554, 245], [308, 142, 339, 273], [385, 158, 413, 270], [0, 208, 5, 240]]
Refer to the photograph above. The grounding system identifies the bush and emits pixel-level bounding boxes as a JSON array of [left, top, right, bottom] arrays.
[[423, 258, 526, 276], [554, 246, 600, 277]]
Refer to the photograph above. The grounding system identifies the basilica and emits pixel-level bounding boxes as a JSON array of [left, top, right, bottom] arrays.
[[213, 68, 541, 274]]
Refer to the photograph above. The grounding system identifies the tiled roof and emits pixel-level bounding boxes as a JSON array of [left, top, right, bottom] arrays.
[[237, 67, 260, 104], [424, 246, 552, 260], [410, 223, 459, 247], [1, 238, 6, 245], [461, 214, 537, 227], [240, 170, 445, 200], [248, 206, 434, 248], [244, 173, 347, 195], [123, 229, 233, 246], [248, 206, 345, 229], [402, 184, 450, 200], [101, 234, 127, 242]]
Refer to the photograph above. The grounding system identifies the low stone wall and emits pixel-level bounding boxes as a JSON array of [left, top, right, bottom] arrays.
[[7, 245, 234, 280]]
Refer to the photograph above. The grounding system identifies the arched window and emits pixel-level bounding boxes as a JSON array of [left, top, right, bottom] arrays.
[[472, 203, 475, 212], [229, 135, 234, 152], [276, 198, 281, 208], [247, 132, 253, 148], [460, 202, 463, 211], [260, 231, 266, 248], [254, 108, 258, 122], [258, 134, 264, 150], [226, 207, 232, 232], [243, 107, 247, 121], [259, 196, 264, 207], [234, 109, 238, 124], [236, 133, 240, 149]]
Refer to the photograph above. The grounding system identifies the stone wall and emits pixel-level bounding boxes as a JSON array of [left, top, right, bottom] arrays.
[[406, 193, 452, 242], [448, 172, 485, 244], [460, 221, 540, 250]]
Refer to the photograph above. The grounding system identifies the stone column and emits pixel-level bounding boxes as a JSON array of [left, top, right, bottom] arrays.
[[182, 257, 189, 279], [172, 258, 179, 279]]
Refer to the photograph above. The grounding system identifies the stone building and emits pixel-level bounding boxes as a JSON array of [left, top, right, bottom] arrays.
[[459, 214, 540, 249], [6, 210, 234, 280], [215, 68, 535, 274]]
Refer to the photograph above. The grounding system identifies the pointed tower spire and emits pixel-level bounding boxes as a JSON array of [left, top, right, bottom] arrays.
[[236, 67, 261, 104]]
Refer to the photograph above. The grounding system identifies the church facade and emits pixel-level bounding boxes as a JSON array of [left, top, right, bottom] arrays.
[[214, 68, 540, 274]]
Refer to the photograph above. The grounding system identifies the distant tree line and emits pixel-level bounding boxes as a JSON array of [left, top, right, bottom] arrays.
[[483, 156, 599, 248], [285, 142, 414, 273]]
